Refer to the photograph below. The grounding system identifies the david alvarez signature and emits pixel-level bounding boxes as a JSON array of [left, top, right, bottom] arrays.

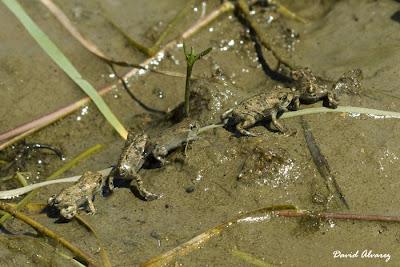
[[333, 249, 391, 262]]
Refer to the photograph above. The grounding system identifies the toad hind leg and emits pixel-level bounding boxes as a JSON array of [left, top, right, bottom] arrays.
[[130, 173, 159, 201], [236, 116, 258, 137]]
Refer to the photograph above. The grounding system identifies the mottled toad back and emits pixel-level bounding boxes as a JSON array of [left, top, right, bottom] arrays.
[[151, 118, 200, 165], [109, 132, 159, 201], [221, 86, 294, 136], [291, 67, 338, 109], [48, 171, 104, 219]]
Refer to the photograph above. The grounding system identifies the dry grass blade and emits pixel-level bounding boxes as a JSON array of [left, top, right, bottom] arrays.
[[232, 248, 273, 267], [0, 201, 99, 267], [40, 0, 145, 69], [40, 0, 202, 80], [6, 202, 112, 266], [75, 214, 113, 267], [268, 0, 307, 23]]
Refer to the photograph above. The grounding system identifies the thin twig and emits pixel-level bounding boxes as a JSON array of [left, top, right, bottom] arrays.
[[0, 201, 99, 266], [183, 44, 212, 116], [108, 64, 166, 115]]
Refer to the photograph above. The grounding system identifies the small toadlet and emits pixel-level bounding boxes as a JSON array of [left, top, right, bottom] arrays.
[[221, 86, 295, 136], [47, 171, 104, 219]]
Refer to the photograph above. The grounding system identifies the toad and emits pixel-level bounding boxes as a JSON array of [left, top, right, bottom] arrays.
[[221, 86, 295, 136], [150, 118, 200, 165], [290, 67, 339, 109], [108, 132, 159, 201], [47, 171, 104, 219]]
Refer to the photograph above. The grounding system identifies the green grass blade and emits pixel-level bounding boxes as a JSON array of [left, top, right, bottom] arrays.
[[2, 0, 128, 139]]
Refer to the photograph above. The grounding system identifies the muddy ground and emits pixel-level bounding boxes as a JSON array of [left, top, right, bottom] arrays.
[[1, 0, 400, 266]]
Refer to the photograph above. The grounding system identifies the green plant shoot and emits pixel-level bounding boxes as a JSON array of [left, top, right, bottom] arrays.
[[183, 43, 212, 117]]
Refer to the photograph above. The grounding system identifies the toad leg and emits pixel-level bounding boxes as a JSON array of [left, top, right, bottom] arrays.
[[290, 96, 301, 111], [130, 172, 159, 201], [236, 116, 259, 137], [106, 167, 117, 191], [221, 108, 233, 124], [270, 110, 287, 133], [60, 206, 77, 220], [86, 196, 96, 215], [324, 92, 338, 109]]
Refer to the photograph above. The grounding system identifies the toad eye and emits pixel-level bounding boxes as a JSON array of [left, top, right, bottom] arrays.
[[279, 95, 288, 101]]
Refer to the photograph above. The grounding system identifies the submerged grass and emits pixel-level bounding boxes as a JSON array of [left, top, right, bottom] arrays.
[[232, 248, 273, 267], [2, 0, 128, 139]]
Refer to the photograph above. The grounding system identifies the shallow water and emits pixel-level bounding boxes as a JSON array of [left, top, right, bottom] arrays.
[[1, 0, 400, 266]]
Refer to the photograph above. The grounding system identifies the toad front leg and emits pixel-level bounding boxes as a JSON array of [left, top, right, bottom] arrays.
[[129, 170, 159, 201], [85, 196, 96, 215], [324, 92, 338, 109], [270, 109, 287, 133]]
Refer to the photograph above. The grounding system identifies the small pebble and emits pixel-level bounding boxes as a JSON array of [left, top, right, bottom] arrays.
[[185, 185, 195, 193]]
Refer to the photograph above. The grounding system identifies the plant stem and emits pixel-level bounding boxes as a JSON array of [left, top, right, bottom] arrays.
[[185, 64, 193, 116], [183, 45, 212, 117]]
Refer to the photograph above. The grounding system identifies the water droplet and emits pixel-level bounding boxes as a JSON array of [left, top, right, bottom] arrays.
[[153, 88, 165, 99]]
